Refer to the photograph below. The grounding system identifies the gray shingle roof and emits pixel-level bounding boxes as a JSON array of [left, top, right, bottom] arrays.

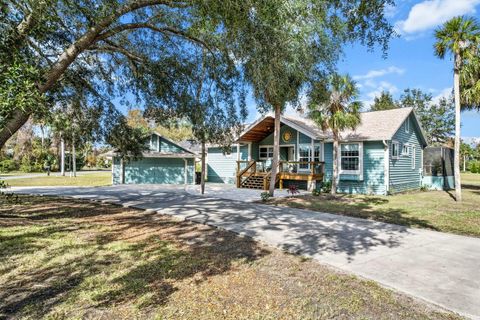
[[281, 107, 426, 144]]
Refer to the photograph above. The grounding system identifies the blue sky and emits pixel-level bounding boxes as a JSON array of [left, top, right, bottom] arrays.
[[245, 0, 480, 142]]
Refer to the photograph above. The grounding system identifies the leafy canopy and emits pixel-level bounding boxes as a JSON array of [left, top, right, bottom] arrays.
[[370, 91, 396, 111], [398, 89, 455, 144], [434, 16, 480, 68], [229, 0, 394, 112], [307, 74, 362, 136]]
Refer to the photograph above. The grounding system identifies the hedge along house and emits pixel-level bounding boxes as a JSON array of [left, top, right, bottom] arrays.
[[207, 107, 428, 195], [112, 132, 196, 185]]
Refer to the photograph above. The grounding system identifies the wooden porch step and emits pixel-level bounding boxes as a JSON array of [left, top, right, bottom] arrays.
[[240, 175, 266, 190]]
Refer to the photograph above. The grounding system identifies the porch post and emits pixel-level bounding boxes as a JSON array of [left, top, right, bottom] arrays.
[[307, 176, 313, 191], [310, 138, 316, 191]]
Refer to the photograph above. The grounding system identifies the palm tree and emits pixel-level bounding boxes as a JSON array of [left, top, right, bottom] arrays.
[[434, 16, 480, 201], [307, 74, 362, 195], [461, 54, 480, 111]]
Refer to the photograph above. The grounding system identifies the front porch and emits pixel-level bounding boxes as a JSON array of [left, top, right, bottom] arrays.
[[236, 160, 325, 191]]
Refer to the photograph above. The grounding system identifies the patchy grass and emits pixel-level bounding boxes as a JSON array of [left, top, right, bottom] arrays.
[[461, 172, 480, 186], [270, 173, 480, 237], [5, 172, 111, 187], [0, 196, 461, 319]]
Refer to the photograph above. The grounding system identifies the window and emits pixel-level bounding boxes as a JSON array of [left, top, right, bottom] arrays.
[[314, 144, 322, 162], [402, 144, 410, 156], [299, 144, 311, 170], [412, 146, 416, 169], [313, 144, 323, 174], [340, 143, 361, 174], [391, 141, 400, 159], [405, 119, 410, 133], [259, 146, 273, 159]]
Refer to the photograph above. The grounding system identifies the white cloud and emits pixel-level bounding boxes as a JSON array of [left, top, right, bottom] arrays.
[[463, 136, 480, 145], [396, 0, 480, 34], [362, 81, 399, 108], [432, 87, 453, 104], [353, 66, 405, 80], [384, 3, 399, 18]]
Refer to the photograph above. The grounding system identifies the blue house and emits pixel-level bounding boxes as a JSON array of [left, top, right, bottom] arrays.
[[207, 107, 428, 195], [112, 132, 196, 185]]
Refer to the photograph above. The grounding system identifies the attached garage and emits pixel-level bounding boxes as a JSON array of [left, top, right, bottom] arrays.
[[112, 133, 196, 185]]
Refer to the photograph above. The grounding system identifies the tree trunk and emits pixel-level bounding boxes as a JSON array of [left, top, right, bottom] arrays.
[[331, 134, 339, 195], [453, 56, 462, 201], [120, 158, 126, 184], [0, 110, 30, 149], [60, 137, 65, 176], [201, 141, 206, 195], [40, 125, 45, 149], [72, 140, 77, 178], [463, 155, 466, 172], [269, 104, 281, 196]]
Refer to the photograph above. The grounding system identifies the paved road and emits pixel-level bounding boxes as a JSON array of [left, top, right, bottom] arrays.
[[1, 170, 109, 180], [9, 185, 480, 319]]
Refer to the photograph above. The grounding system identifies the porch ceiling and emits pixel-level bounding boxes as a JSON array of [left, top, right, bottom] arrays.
[[238, 117, 276, 142]]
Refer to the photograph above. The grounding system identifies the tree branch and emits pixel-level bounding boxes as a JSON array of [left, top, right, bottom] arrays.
[[88, 41, 145, 63], [95, 22, 212, 52], [39, 0, 189, 93]]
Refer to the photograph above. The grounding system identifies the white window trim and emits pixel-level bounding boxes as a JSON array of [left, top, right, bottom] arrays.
[[405, 119, 410, 133], [259, 145, 274, 160], [338, 142, 363, 178], [313, 142, 323, 162], [412, 146, 416, 170], [401, 143, 410, 156], [391, 140, 400, 159], [298, 143, 312, 172]]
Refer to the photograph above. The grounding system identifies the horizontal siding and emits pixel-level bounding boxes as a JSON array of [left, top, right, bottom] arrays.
[[207, 145, 247, 184], [324, 141, 386, 195], [389, 115, 423, 193], [258, 125, 300, 147], [113, 157, 194, 184], [160, 137, 184, 153]]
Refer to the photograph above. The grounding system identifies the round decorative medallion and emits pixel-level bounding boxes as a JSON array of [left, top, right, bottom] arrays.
[[282, 130, 292, 142]]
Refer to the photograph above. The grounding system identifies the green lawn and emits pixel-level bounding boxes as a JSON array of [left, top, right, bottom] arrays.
[[460, 172, 480, 186], [0, 196, 460, 319], [5, 172, 112, 187], [271, 173, 480, 237]]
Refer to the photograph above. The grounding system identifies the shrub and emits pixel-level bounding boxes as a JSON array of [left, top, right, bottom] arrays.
[[320, 180, 332, 193], [470, 161, 479, 173], [287, 184, 300, 196], [312, 189, 321, 196], [0, 159, 17, 172], [19, 155, 33, 172], [0, 179, 18, 203], [420, 184, 430, 192], [260, 192, 271, 202], [96, 156, 111, 168]]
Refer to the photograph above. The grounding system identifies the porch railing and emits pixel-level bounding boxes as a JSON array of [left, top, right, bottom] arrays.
[[279, 161, 324, 175], [236, 160, 324, 189], [236, 160, 256, 187]]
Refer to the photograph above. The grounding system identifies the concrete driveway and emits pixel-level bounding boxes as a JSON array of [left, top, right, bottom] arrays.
[[9, 185, 480, 319]]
